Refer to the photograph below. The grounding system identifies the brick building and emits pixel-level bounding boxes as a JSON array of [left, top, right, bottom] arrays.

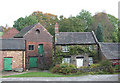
[[14, 23, 53, 69], [2, 28, 19, 39], [0, 38, 25, 71]]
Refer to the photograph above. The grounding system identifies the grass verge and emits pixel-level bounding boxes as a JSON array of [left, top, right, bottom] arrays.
[[2, 72, 87, 78]]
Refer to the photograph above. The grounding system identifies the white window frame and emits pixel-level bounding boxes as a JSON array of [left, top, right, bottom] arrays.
[[89, 57, 93, 65], [62, 58, 71, 64], [62, 46, 69, 52]]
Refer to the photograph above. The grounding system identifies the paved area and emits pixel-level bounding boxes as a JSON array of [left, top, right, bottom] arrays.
[[0, 74, 119, 81]]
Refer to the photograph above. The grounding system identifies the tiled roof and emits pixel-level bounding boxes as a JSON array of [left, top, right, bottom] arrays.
[[99, 43, 120, 59], [0, 38, 25, 50], [2, 28, 19, 39], [55, 31, 97, 45], [14, 24, 36, 38]]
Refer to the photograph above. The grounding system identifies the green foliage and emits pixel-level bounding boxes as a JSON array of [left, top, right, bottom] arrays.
[[13, 16, 38, 31], [107, 14, 118, 42], [76, 9, 93, 31], [31, 11, 58, 36], [118, 20, 120, 42], [99, 60, 112, 67], [96, 23, 104, 42], [12, 10, 118, 42], [89, 64, 100, 68], [51, 63, 77, 75]]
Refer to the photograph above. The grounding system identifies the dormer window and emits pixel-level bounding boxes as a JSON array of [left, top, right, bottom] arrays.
[[36, 29, 40, 34]]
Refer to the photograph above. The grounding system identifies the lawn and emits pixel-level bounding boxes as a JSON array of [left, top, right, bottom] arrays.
[[3, 72, 86, 78]]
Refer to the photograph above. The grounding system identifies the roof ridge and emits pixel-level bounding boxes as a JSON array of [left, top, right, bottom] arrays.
[[59, 32, 91, 33], [0, 38, 25, 40]]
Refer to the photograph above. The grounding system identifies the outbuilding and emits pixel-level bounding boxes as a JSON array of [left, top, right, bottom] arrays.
[[99, 43, 120, 65], [0, 38, 25, 71]]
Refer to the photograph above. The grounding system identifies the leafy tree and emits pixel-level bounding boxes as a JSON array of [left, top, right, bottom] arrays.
[[91, 12, 116, 42], [13, 16, 38, 31], [76, 9, 93, 31], [96, 23, 104, 42], [31, 11, 58, 36], [107, 14, 118, 42]]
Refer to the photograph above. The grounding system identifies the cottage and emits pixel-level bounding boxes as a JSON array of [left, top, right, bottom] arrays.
[[99, 43, 120, 65], [14, 23, 53, 69], [2, 28, 19, 39], [0, 38, 25, 71], [54, 23, 98, 68]]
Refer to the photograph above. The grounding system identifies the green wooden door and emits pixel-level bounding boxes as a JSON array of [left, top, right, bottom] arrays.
[[38, 44, 43, 54], [4, 58, 12, 71], [29, 57, 38, 68]]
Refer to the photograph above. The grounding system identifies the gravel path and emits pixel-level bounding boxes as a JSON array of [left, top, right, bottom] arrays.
[[1, 74, 119, 81]]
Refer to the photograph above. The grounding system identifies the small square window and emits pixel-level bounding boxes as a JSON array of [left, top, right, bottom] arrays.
[[62, 46, 69, 52], [62, 58, 71, 64], [28, 45, 34, 51]]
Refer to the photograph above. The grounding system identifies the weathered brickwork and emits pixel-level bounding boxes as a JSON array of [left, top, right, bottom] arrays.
[[23, 23, 53, 69], [0, 51, 25, 71]]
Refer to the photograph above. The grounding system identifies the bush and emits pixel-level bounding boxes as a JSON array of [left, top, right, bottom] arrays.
[[89, 64, 100, 68], [114, 65, 119, 70], [108, 66, 114, 74], [51, 63, 77, 75], [100, 60, 112, 67]]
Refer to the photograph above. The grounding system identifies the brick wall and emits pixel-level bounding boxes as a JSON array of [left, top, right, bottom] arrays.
[[26, 41, 53, 68], [0, 51, 25, 71], [23, 23, 53, 69]]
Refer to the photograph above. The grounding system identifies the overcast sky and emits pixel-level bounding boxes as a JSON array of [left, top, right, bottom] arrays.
[[0, 0, 119, 27]]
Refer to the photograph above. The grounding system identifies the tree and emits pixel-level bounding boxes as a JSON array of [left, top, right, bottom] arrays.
[[31, 11, 58, 36], [76, 9, 93, 31], [96, 23, 104, 42], [91, 12, 116, 42], [13, 16, 38, 31]]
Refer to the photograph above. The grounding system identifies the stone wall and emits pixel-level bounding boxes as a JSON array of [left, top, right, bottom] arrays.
[[0, 51, 25, 71], [71, 54, 89, 67]]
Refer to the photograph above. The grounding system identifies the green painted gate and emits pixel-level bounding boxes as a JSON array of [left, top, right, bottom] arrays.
[[38, 44, 43, 54], [29, 57, 38, 68], [4, 58, 12, 71]]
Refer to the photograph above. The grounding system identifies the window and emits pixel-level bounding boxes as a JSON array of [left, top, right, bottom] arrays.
[[36, 29, 40, 34], [62, 46, 69, 52], [89, 45, 93, 51], [62, 58, 71, 64], [28, 45, 34, 51], [89, 57, 93, 66]]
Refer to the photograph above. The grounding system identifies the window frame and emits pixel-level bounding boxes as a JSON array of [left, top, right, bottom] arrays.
[[89, 57, 93, 65], [28, 44, 35, 51], [62, 57, 71, 64], [62, 46, 69, 52]]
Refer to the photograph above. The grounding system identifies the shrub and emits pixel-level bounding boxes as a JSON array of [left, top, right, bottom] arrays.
[[89, 64, 100, 68], [114, 65, 119, 70], [108, 66, 114, 74], [100, 60, 112, 67], [51, 63, 77, 75]]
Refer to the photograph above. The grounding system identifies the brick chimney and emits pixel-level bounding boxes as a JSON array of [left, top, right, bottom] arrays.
[[55, 23, 59, 34]]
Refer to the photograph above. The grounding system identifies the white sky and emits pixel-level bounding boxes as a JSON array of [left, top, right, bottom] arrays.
[[0, 0, 119, 27]]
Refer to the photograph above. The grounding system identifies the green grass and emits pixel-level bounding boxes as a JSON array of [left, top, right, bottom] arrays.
[[2, 72, 86, 78]]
